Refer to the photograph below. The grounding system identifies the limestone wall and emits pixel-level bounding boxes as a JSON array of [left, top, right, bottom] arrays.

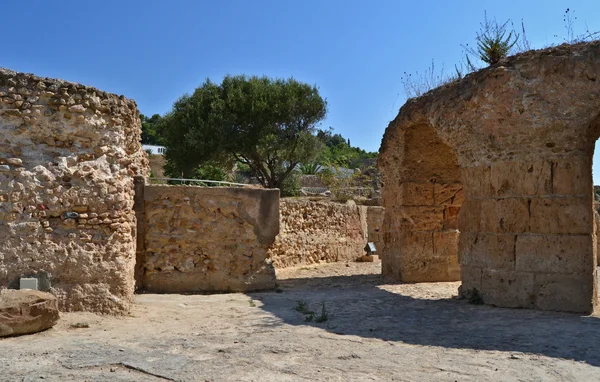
[[378, 123, 463, 282], [139, 185, 279, 293], [379, 41, 600, 313], [0, 68, 146, 313], [269, 199, 368, 268]]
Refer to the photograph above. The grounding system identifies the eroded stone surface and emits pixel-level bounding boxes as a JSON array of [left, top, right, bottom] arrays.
[[0, 289, 59, 337], [268, 199, 369, 268], [140, 185, 279, 293], [378, 42, 600, 313], [0, 68, 147, 313]]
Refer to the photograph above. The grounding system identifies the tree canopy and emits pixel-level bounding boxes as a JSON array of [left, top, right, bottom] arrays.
[[140, 113, 164, 145], [161, 75, 327, 189]]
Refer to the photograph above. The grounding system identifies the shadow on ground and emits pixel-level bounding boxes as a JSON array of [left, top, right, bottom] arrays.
[[251, 273, 600, 367]]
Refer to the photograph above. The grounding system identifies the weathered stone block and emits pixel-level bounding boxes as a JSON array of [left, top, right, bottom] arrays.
[[433, 231, 459, 259], [460, 265, 483, 291], [552, 158, 591, 196], [490, 160, 552, 196], [397, 206, 444, 230], [515, 234, 593, 274], [457, 199, 481, 232], [461, 166, 493, 198], [481, 270, 535, 308], [400, 256, 459, 282], [434, 183, 463, 206], [534, 273, 596, 313], [480, 198, 529, 233], [460, 233, 516, 270], [529, 197, 592, 234], [399, 182, 434, 206], [443, 206, 460, 229]]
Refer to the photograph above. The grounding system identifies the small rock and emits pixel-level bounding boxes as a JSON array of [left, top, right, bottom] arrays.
[[6, 158, 22, 166]]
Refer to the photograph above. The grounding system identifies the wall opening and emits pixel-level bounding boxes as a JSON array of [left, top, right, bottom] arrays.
[[380, 123, 463, 282]]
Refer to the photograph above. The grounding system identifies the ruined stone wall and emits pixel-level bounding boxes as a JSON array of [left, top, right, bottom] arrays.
[[379, 42, 600, 313], [139, 185, 279, 293], [378, 123, 463, 282], [0, 68, 147, 313], [269, 199, 368, 268], [366, 206, 385, 254]]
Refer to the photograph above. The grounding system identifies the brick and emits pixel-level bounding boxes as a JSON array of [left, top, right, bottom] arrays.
[[529, 197, 592, 234], [480, 198, 529, 233], [515, 234, 593, 274], [481, 270, 535, 308], [459, 233, 516, 270], [490, 160, 552, 196], [552, 157, 591, 196], [534, 273, 596, 313]]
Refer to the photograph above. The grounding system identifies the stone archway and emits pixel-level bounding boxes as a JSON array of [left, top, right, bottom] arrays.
[[379, 41, 600, 313], [378, 121, 463, 282]]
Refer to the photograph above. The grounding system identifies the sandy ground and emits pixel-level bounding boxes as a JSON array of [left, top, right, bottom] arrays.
[[2, 261, 600, 381]]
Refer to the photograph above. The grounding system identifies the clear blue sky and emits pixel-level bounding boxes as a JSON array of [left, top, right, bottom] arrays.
[[3, 1, 600, 180]]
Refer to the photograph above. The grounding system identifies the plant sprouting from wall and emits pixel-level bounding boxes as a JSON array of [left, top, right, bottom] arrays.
[[465, 12, 519, 66]]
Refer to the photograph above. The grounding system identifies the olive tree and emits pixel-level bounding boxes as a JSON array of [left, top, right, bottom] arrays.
[[162, 75, 327, 189]]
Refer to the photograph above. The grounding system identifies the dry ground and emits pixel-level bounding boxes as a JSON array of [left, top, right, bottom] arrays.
[[2, 262, 600, 381]]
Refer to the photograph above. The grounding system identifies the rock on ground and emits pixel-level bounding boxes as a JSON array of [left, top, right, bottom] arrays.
[[0, 290, 59, 337]]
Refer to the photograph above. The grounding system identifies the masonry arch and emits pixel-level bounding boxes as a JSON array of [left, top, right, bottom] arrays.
[[378, 121, 463, 282]]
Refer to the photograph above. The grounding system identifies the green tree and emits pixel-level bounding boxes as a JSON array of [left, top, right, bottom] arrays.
[[162, 75, 327, 189], [140, 113, 165, 145]]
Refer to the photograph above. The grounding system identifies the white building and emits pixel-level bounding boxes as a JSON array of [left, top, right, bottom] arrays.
[[142, 144, 167, 155]]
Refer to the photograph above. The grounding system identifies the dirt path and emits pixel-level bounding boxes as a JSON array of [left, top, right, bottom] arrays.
[[2, 261, 600, 381]]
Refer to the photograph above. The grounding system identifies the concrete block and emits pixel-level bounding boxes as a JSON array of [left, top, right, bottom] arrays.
[[534, 273, 596, 313], [481, 270, 535, 308], [19, 278, 38, 290]]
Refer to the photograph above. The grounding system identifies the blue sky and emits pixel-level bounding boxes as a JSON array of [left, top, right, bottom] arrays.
[[3, 1, 600, 179]]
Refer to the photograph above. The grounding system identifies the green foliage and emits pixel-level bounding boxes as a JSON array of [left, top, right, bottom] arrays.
[[192, 163, 229, 186], [294, 300, 330, 323], [316, 128, 377, 169], [467, 12, 519, 65], [299, 163, 322, 175], [140, 114, 165, 145], [162, 75, 327, 189], [280, 172, 301, 197]]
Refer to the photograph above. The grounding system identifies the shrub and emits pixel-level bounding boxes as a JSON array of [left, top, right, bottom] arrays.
[[466, 12, 519, 65]]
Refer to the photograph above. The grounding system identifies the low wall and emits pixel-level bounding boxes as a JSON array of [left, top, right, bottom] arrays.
[[269, 199, 371, 268], [0, 68, 146, 313], [137, 185, 279, 293]]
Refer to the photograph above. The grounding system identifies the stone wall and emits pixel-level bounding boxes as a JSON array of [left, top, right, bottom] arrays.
[[378, 123, 463, 282], [138, 185, 279, 293], [378, 42, 600, 313], [269, 199, 369, 268], [366, 206, 385, 255], [0, 68, 146, 313]]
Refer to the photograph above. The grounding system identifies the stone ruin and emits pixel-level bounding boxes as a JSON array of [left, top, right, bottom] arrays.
[[378, 41, 600, 313], [0, 68, 147, 313]]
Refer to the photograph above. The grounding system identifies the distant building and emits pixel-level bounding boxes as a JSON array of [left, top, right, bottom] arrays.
[[143, 144, 167, 155]]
